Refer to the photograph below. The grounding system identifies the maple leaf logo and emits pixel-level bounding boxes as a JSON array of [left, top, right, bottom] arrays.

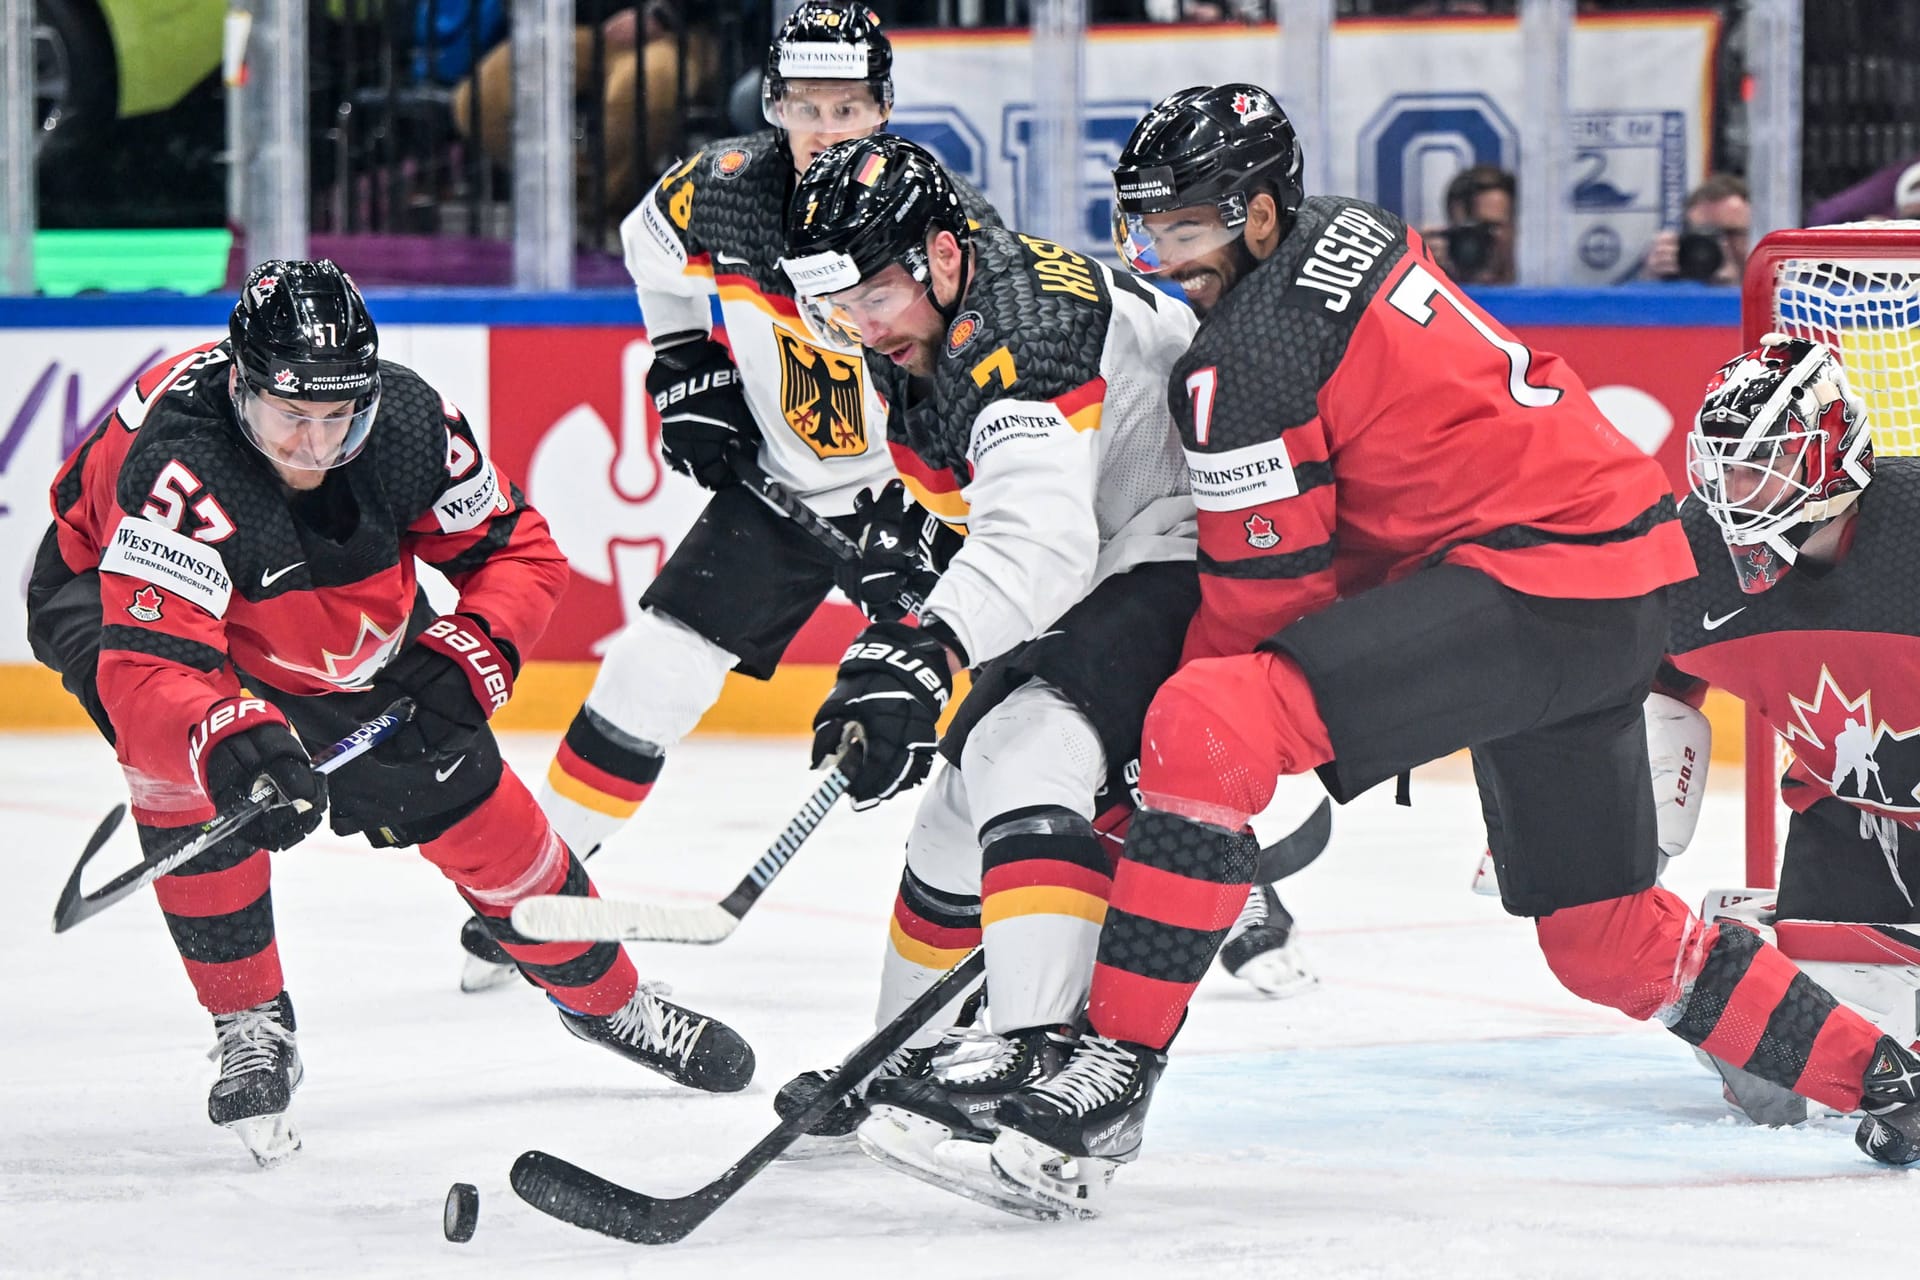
[[1244, 512, 1279, 549], [1783, 666, 1920, 812], [127, 585, 164, 622], [263, 613, 406, 690]]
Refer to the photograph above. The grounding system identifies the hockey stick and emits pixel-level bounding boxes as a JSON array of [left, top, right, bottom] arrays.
[[514, 789, 1334, 948], [512, 945, 986, 1244], [733, 456, 928, 619], [51, 699, 414, 933], [509, 725, 863, 945]]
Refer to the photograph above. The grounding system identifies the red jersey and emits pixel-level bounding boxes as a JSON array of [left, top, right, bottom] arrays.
[[34, 341, 568, 809], [1170, 196, 1694, 662], [1664, 463, 1920, 827]]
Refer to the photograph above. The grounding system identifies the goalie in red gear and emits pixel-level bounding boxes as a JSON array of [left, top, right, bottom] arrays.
[[26, 260, 753, 1167], [983, 87, 1920, 1220], [1649, 336, 1920, 1142]]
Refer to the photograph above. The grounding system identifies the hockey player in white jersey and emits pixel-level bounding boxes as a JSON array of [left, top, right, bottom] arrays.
[[768, 133, 1305, 1214], [454, 2, 995, 990]]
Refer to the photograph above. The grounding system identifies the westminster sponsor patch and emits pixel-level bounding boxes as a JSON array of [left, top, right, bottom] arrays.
[[1184, 439, 1300, 511], [100, 515, 235, 617], [434, 458, 507, 532]]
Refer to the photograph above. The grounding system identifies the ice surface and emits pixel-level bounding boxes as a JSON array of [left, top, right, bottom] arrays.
[[2, 732, 1911, 1279]]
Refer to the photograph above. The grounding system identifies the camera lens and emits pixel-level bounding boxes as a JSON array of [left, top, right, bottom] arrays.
[[1446, 222, 1494, 277], [1676, 230, 1725, 282]]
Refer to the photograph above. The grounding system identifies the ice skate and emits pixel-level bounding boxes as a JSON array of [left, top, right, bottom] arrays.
[[1856, 1036, 1920, 1166], [772, 1043, 935, 1160], [1218, 883, 1318, 999], [207, 992, 304, 1167], [989, 1032, 1165, 1219], [457, 915, 519, 994], [557, 982, 755, 1093], [858, 1027, 1074, 1215]]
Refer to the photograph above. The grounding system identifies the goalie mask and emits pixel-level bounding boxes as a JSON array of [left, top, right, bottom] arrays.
[[229, 258, 381, 475], [762, 2, 893, 136], [1687, 335, 1872, 593], [1110, 84, 1303, 279]]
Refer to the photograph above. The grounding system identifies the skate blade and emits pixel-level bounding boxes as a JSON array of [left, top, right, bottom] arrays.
[[988, 1129, 1116, 1221], [1231, 946, 1320, 1000], [225, 1112, 302, 1167], [776, 1131, 863, 1163], [460, 956, 519, 994], [859, 1110, 1061, 1222]]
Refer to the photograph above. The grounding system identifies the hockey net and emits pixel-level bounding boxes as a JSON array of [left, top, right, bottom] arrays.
[[1739, 221, 1920, 884]]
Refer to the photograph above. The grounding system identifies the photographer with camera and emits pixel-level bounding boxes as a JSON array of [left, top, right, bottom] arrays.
[[1425, 164, 1516, 285], [1638, 172, 1751, 284]]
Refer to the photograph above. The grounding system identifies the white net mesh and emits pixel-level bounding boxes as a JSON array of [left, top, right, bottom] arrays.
[[1759, 221, 1920, 457]]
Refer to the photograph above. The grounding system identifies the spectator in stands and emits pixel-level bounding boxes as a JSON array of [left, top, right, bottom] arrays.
[[1638, 172, 1751, 285], [450, 1, 718, 225], [1896, 162, 1920, 220], [1425, 163, 1516, 285]]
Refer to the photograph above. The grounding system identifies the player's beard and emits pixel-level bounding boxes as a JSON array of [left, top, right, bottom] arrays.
[[1178, 238, 1261, 317]]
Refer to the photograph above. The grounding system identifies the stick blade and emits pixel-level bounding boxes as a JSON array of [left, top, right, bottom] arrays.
[[51, 804, 129, 934], [510, 895, 739, 945], [511, 1150, 699, 1245]]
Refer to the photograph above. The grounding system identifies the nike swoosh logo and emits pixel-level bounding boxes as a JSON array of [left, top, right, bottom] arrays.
[[1702, 607, 1747, 630], [435, 755, 467, 782], [260, 562, 305, 588], [714, 252, 751, 267]]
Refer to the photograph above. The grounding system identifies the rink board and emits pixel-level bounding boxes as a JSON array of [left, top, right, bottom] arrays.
[[0, 288, 1738, 740]]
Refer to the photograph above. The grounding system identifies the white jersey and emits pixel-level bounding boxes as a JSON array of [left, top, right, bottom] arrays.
[[621, 129, 999, 516], [881, 226, 1199, 667]]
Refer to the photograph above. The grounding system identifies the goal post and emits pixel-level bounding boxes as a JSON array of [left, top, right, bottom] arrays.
[[1737, 221, 1920, 885]]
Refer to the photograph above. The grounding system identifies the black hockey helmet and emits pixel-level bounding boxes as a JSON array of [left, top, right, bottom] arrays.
[[781, 134, 970, 338], [1688, 334, 1873, 593], [762, 2, 893, 131], [1111, 84, 1304, 275], [228, 259, 382, 473]]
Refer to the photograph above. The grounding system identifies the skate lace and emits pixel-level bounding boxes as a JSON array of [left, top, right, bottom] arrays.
[[605, 982, 706, 1065], [212, 1003, 294, 1082], [932, 1026, 1024, 1084], [1029, 1035, 1134, 1116], [1228, 884, 1271, 938]]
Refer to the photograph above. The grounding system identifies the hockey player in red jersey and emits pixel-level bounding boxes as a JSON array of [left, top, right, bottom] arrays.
[[984, 85, 1920, 1217], [26, 260, 752, 1165], [1642, 336, 1920, 1141]]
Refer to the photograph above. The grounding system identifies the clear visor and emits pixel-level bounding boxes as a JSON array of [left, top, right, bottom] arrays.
[[763, 79, 887, 133], [1686, 427, 1817, 545], [1112, 203, 1243, 276], [235, 377, 379, 474], [800, 265, 926, 349]]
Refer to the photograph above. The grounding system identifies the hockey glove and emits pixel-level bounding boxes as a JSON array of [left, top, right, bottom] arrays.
[[193, 697, 327, 852], [648, 335, 761, 490], [834, 480, 962, 623], [368, 613, 517, 761], [812, 621, 955, 807]]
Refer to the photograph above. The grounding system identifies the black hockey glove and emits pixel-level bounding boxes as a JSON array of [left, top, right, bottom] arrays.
[[647, 334, 761, 490], [368, 613, 518, 761], [193, 698, 327, 852], [834, 480, 963, 623], [812, 620, 956, 807]]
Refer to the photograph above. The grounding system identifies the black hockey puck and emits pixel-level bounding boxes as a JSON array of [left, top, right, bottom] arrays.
[[444, 1182, 479, 1242]]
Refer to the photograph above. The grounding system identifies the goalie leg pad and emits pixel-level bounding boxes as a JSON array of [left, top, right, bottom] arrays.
[[423, 768, 638, 1017]]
